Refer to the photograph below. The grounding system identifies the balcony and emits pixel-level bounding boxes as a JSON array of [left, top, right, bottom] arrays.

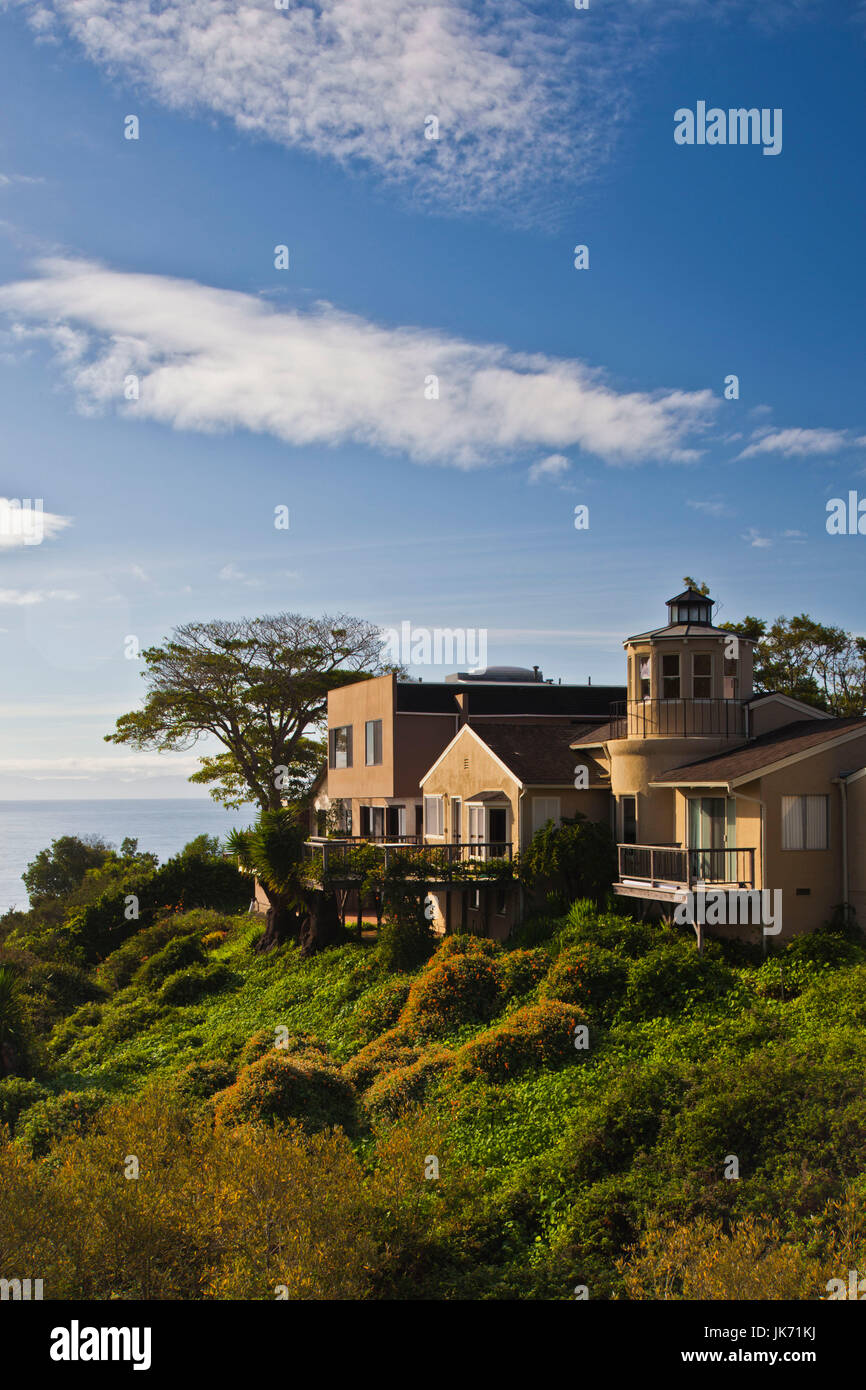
[[303, 838, 514, 886], [609, 698, 747, 740], [615, 843, 756, 901]]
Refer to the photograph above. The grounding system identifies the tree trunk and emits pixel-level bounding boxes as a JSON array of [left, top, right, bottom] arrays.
[[254, 889, 304, 952], [298, 890, 343, 958]]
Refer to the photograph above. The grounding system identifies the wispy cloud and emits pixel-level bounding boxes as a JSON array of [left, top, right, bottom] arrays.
[[3, 0, 821, 218], [0, 258, 718, 468], [0, 497, 71, 547], [738, 427, 852, 459], [528, 453, 570, 484], [741, 528, 773, 549], [687, 499, 733, 517], [0, 586, 78, 604]]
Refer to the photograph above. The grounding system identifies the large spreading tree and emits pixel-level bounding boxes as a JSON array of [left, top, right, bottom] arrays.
[[106, 613, 393, 809]]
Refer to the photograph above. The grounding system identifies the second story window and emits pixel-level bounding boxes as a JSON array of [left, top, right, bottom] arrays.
[[693, 653, 713, 699], [365, 719, 383, 766], [329, 725, 352, 769], [662, 653, 680, 700], [639, 656, 651, 700]]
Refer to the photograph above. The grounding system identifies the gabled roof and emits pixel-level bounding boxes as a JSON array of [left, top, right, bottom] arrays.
[[651, 718, 866, 787], [420, 722, 608, 789]]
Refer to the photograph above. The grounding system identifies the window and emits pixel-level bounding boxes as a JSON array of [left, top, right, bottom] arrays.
[[335, 799, 352, 835], [414, 804, 423, 838], [495, 889, 508, 915], [531, 797, 561, 834], [360, 806, 384, 838], [328, 725, 352, 769], [424, 795, 444, 836], [662, 654, 680, 699], [782, 795, 828, 850], [451, 797, 461, 843], [468, 804, 484, 846], [386, 805, 406, 838], [621, 796, 637, 844], [693, 653, 713, 699], [639, 656, 651, 700], [365, 719, 383, 766]]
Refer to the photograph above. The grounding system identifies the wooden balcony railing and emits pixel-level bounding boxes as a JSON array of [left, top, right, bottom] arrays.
[[617, 844, 755, 888]]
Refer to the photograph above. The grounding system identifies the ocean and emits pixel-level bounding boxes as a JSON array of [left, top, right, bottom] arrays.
[[0, 799, 258, 915]]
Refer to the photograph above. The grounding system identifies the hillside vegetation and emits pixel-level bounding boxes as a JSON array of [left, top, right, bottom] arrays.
[[1, 841, 865, 1300]]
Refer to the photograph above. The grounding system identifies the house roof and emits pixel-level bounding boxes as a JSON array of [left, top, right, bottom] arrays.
[[651, 717, 866, 787], [395, 680, 624, 717], [569, 722, 612, 747], [472, 722, 609, 787], [624, 621, 739, 642]]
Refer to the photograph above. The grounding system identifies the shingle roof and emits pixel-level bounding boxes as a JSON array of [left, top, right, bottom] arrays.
[[651, 718, 866, 785], [473, 723, 608, 786]]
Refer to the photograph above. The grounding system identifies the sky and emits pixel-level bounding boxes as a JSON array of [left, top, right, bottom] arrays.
[[0, 0, 863, 798]]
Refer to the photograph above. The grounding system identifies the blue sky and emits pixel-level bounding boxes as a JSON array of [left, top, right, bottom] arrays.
[[0, 0, 863, 798]]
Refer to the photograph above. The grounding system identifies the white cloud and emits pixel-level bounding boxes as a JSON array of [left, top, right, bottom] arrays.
[[0, 258, 718, 468], [0, 753, 201, 775], [2, 0, 635, 218], [528, 453, 570, 484], [0, 496, 71, 547], [0, 587, 78, 604], [738, 427, 850, 459], [6, 0, 810, 217], [741, 528, 772, 549]]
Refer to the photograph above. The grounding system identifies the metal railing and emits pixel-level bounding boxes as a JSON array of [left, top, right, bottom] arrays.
[[617, 843, 755, 888], [303, 839, 513, 882], [609, 699, 747, 740]]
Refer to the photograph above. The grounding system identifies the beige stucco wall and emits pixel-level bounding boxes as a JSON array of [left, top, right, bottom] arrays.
[[326, 673, 396, 801], [749, 699, 827, 739], [846, 775, 866, 930], [626, 635, 754, 703], [608, 738, 734, 845]]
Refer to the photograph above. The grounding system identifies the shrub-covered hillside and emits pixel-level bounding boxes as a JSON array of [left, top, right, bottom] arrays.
[[2, 842, 865, 1300]]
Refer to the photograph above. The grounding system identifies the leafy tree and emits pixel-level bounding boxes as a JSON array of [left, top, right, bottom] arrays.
[[106, 613, 394, 810], [227, 809, 342, 956], [520, 815, 616, 904], [721, 613, 866, 715], [22, 836, 111, 903]]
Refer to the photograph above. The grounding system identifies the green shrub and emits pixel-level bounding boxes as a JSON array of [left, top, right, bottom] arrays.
[[341, 1030, 419, 1092], [496, 948, 549, 1003], [22, 960, 105, 1017], [99, 999, 161, 1044], [158, 963, 239, 1007], [171, 1059, 236, 1104], [622, 944, 736, 1020], [349, 977, 412, 1046], [213, 1052, 356, 1134], [17, 1090, 109, 1158], [455, 999, 587, 1082], [47, 1002, 104, 1058], [0, 1076, 50, 1133], [784, 932, 865, 968], [399, 952, 502, 1038], [236, 1027, 331, 1071], [560, 902, 657, 959], [377, 893, 437, 972], [428, 934, 501, 965], [135, 933, 207, 990], [541, 945, 628, 1023], [202, 932, 228, 951], [364, 1047, 453, 1118]]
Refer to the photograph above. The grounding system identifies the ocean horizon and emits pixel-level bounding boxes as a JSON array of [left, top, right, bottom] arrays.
[[0, 799, 258, 915]]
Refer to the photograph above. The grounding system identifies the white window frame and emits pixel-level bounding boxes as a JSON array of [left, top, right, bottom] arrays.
[[531, 796, 561, 835], [424, 794, 445, 837], [365, 718, 383, 766]]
